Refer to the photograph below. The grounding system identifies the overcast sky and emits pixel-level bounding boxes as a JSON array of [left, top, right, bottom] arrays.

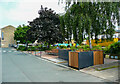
[[0, 0, 66, 37], [0, 0, 119, 37], [0, 0, 65, 28]]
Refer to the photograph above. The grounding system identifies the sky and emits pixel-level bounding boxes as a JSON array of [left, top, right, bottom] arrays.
[[0, 0, 119, 37], [0, 0, 66, 36]]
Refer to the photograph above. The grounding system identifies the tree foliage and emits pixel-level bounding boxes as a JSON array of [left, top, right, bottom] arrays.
[[28, 5, 64, 45], [59, 1, 120, 45], [14, 25, 32, 44]]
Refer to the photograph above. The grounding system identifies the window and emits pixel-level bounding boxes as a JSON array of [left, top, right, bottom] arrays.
[[2, 32, 4, 40]]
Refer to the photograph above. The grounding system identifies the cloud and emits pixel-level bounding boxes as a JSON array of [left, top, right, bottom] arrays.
[[8, 2, 39, 22], [6, 1, 65, 22], [0, 0, 60, 2], [0, 0, 65, 29]]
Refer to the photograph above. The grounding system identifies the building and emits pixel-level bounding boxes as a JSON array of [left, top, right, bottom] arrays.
[[1, 25, 16, 48]]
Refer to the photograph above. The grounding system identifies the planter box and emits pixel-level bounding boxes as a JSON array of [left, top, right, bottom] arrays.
[[93, 51, 104, 65], [69, 51, 104, 69], [58, 49, 71, 61], [75, 49, 84, 52], [69, 51, 93, 69], [45, 49, 59, 55]]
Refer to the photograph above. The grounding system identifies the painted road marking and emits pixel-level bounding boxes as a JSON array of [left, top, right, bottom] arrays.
[[3, 51, 6, 52], [2, 50, 18, 53]]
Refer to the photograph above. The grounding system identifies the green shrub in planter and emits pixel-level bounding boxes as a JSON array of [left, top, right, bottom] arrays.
[[81, 45, 90, 50], [92, 45, 102, 50], [77, 46, 83, 49], [40, 46, 49, 51], [52, 46, 57, 49], [70, 46, 77, 51], [59, 45, 67, 49]]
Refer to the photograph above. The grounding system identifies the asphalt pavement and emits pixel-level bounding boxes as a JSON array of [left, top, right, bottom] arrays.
[[1, 48, 114, 82]]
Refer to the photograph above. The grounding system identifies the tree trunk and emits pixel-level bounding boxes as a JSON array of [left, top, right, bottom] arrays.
[[89, 34, 92, 49], [95, 34, 98, 44]]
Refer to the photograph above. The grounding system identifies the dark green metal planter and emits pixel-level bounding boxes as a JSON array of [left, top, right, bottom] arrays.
[[58, 49, 71, 61], [78, 51, 93, 69], [68, 51, 93, 70]]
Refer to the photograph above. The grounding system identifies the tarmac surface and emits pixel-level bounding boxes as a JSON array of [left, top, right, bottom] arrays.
[[25, 50, 120, 83]]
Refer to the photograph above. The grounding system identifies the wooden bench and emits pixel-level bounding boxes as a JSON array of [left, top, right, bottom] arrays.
[[45, 49, 59, 55]]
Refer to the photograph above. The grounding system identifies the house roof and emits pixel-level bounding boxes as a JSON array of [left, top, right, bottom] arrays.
[[1, 25, 16, 29]]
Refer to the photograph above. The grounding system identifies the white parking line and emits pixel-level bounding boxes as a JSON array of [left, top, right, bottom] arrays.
[[3, 51, 6, 52]]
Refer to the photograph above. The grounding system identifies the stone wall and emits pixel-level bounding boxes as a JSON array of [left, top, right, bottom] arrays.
[[1, 25, 16, 48]]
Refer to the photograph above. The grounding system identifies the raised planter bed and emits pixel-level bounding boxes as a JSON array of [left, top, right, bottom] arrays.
[[45, 49, 59, 55], [69, 51, 93, 69], [93, 50, 104, 65], [69, 50, 104, 70], [58, 49, 71, 61]]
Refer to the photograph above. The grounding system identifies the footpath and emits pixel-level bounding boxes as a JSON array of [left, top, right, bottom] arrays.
[[23, 51, 120, 82]]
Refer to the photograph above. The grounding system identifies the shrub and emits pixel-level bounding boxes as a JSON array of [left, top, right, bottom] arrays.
[[17, 45, 26, 51], [81, 45, 90, 51], [104, 42, 120, 54], [51, 46, 57, 49], [59, 45, 67, 49], [70, 46, 77, 51], [30, 46, 36, 51], [92, 45, 102, 50], [40, 46, 50, 51], [77, 46, 83, 49]]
